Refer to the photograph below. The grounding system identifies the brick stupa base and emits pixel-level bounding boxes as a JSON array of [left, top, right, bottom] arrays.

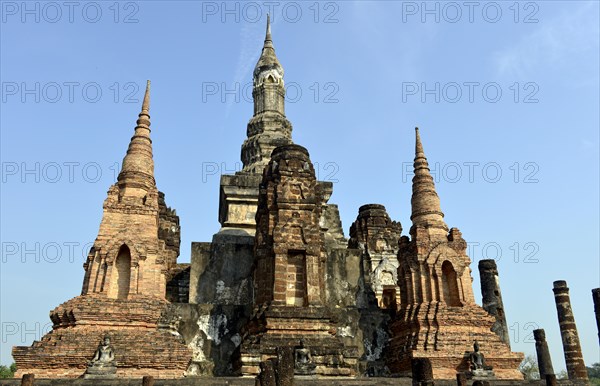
[[387, 302, 523, 380], [12, 295, 192, 379], [238, 305, 359, 377]]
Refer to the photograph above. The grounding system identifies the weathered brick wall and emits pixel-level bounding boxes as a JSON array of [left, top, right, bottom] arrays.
[[82, 184, 164, 299], [81, 187, 181, 300], [159, 303, 252, 377], [0, 378, 560, 386], [239, 145, 359, 377], [158, 191, 181, 270], [348, 204, 402, 309], [166, 264, 190, 303], [253, 145, 325, 307]]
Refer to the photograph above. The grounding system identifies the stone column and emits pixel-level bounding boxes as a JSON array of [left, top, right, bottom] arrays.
[[276, 346, 295, 386], [257, 359, 277, 386], [552, 280, 588, 381], [478, 259, 510, 347], [593, 288, 600, 345], [456, 372, 467, 386], [545, 374, 558, 386], [411, 358, 434, 386], [142, 375, 155, 386], [21, 374, 34, 386], [533, 329, 555, 379]]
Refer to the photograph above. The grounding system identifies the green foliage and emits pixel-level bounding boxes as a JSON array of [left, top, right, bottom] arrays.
[[588, 363, 600, 378], [0, 363, 16, 378], [588, 363, 600, 385], [555, 363, 600, 383], [519, 355, 540, 380]]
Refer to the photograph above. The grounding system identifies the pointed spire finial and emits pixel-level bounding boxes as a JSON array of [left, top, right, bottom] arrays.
[[410, 126, 448, 236], [262, 13, 274, 49], [266, 13, 272, 42], [415, 127, 425, 158], [253, 11, 282, 82], [117, 80, 155, 189], [136, 80, 151, 130], [142, 80, 150, 114]]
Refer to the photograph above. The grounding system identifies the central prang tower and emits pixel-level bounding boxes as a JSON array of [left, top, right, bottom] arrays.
[[216, 15, 294, 238], [241, 14, 293, 174], [190, 15, 295, 307], [188, 17, 358, 378]]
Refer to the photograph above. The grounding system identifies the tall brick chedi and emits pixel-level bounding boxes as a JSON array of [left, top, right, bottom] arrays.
[[81, 81, 180, 299], [387, 128, 523, 379], [12, 82, 192, 378]]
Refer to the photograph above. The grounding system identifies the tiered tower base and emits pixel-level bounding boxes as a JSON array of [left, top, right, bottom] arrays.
[[12, 295, 192, 379], [238, 306, 359, 377], [388, 302, 523, 379]]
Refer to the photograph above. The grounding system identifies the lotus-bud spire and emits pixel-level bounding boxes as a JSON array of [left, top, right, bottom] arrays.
[[117, 80, 155, 191], [410, 127, 448, 235]]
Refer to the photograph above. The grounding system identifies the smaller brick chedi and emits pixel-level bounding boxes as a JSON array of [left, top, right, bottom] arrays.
[[386, 129, 523, 379], [12, 81, 192, 378]]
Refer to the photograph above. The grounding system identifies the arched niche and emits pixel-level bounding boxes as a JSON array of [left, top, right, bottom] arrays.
[[441, 260, 462, 307], [381, 285, 397, 310], [109, 245, 131, 300]]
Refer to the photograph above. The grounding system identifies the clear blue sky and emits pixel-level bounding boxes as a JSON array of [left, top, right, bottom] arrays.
[[1, 0, 599, 372]]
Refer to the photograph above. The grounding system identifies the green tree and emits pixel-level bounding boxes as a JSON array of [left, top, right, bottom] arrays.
[[0, 363, 16, 378], [519, 355, 540, 380], [557, 369, 568, 379], [588, 363, 600, 386], [588, 363, 600, 378]]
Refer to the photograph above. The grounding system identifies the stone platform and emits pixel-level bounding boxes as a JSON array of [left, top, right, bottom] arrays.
[[12, 295, 192, 379], [388, 302, 523, 379], [239, 306, 359, 377], [0, 378, 557, 386]]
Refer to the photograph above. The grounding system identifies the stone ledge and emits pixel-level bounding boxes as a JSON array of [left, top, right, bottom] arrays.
[[0, 378, 555, 386]]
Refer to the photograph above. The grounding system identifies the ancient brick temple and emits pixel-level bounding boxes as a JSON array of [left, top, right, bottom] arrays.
[[12, 82, 193, 378], [12, 17, 526, 381]]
